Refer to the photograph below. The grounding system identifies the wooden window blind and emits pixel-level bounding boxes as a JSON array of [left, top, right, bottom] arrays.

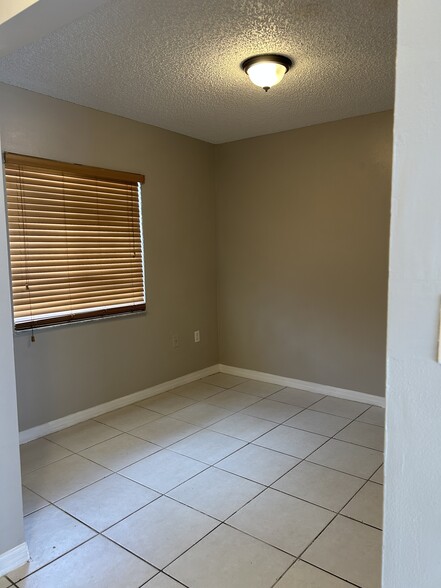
[[4, 153, 146, 331]]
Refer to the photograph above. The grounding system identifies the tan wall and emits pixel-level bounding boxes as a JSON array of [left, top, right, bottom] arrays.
[[215, 112, 393, 397], [0, 83, 218, 430]]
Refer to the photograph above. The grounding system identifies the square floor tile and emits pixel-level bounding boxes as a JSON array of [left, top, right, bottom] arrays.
[[308, 439, 383, 479], [209, 413, 277, 441], [270, 388, 325, 408], [0, 578, 10, 588], [168, 468, 264, 520], [166, 524, 294, 588], [94, 405, 160, 432], [9, 505, 95, 582], [170, 430, 246, 465], [105, 496, 217, 568], [217, 444, 299, 485], [131, 416, 200, 447], [20, 438, 72, 475], [17, 535, 156, 588], [79, 433, 159, 471], [272, 461, 364, 512], [254, 425, 327, 459], [242, 399, 303, 423], [284, 410, 350, 437], [275, 560, 353, 587], [119, 449, 207, 493], [145, 574, 185, 587], [172, 380, 222, 401], [228, 488, 334, 556], [335, 421, 384, 451], [22, 455, 110, 502], [22, 487, 49, 516], [310, 397, 370, 419], [56, 474, 159, 531], [371, 465, 384, 485], [171, 402, 233, 427], [232, 380, 284, 397], [46, 421, 120, 452], [201, 373, 248, 388], [137, 393, 195, 415], [206, 389, 260, 411], [341, 482, 383, 529], [357, 406, 385, 427], [303, 515, 382, 588]]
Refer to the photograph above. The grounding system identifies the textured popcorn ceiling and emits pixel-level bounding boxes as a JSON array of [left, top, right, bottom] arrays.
[[0, 0, 397, 143]]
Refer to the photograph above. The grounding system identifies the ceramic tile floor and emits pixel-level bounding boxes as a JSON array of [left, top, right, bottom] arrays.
[[4, 374, 384, 588]]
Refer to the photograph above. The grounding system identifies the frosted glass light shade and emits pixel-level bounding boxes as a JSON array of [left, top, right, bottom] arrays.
[[247, 61, 287, 89], [241, 54, 292, 91]]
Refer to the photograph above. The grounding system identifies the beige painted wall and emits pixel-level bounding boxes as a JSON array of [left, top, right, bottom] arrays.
[[0, 83, 218, 431], [215, 112, 393, 397]]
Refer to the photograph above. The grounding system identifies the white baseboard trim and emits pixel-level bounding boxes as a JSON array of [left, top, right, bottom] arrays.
[[0, 542, 29, 577], [19, 364, 220, 444], [219, 364, 385, 408]]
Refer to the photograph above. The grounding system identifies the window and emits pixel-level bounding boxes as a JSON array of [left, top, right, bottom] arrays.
[[4, 153, 146, 330]]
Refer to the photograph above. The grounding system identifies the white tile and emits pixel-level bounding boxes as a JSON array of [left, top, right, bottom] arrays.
[[119, 449, 207, 493], [308, 439, 383, 479], [273, 461, 364, 511], [172, 381, 222, 401], [9, 505, 95, 582], [105, 496, 217, 568], [201, 373, 248, 388], [168, 468, 264, 520], [56, 474, 159, 531], [303, 515, 382, 588], [217, 444, 299, 485], [284, 410, 350, 437], [137, 393, 195, 415], [357, 406, 385, 427], [145, 574, 184, 587], [341, 482, 383, 529], [0, 578, 11, 588], [79, 433, 159, 471], [232, 380, 284, 397], [131, 416, 200, 447], [228, 488, 334, 556], [17, 535, 156, 588], [170, 429, 246, 465], [270, 388, 325, 408], [46, 420, 120, 452], [94, 404, 160, 432], [20, 438, 72, 475], [310, 397, 371, 419], [242, 399, 303, 423], [171, 402, 233, 427], [254, 425, 327, 458], [209, 413, 277, 441], [335, 421, 385, 451], [371, 465, 384, 485], [206, 389, 260, 411], [166, 524, 294, 588], [22, 455, 110, 502], [22, 487, 49, 516], [275, 560, 353, 587]]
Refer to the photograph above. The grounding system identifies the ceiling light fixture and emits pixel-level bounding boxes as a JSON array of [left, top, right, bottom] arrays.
[[241, 53, 292, 92]]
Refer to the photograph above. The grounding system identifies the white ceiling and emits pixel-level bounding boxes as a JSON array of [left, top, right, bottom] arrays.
[[0, 0, 397, 144]]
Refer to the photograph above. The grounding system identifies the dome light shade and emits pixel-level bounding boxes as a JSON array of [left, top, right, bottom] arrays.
[[241, 54, 292, 91]]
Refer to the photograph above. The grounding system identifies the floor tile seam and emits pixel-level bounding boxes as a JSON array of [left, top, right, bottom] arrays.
[[338, 512, 383, 531], [280, 559, 364, 588], [7, 534, 102, 583], [41, 428, 126, 455]]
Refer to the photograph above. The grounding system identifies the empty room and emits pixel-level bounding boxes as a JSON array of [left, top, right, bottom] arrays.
[[1, 1, 440, 587]]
